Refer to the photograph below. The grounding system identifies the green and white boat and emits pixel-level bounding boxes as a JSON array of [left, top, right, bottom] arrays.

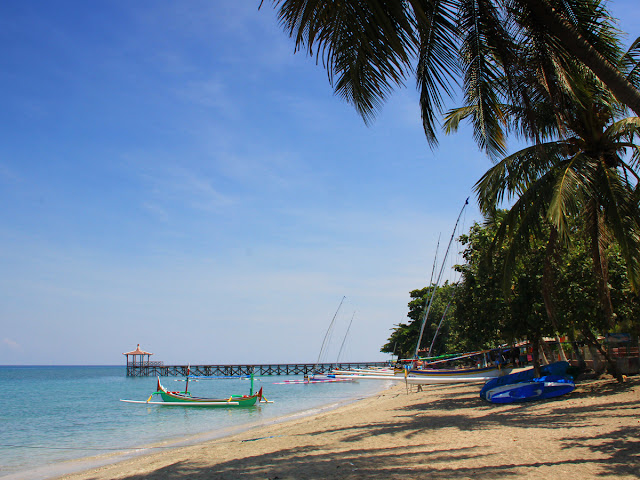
[[121, 374, 267, 407]]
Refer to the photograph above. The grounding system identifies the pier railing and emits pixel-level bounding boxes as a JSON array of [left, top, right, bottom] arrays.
[[126, 361, 389, 377]]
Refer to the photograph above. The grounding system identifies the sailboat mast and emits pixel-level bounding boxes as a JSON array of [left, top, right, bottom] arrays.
[[413, 198, 469, 359], [429, 233, 441, 292], [415, 233, 441, 357], [427, 295, 454, 357], [314, 296, 346, 373], [336, 311, 355, 364]]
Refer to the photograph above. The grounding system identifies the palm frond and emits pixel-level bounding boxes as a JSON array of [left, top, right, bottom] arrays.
[[414, 0, 460, 145], [490, 173, 558, 292], [596, 163, 640, 290], [474, 141, 568, 213], [267, 0, 417, 125], [457, 0, 512, 158], [603, 116, 640, 141], [442, 105, 476, 134], [547, 154, 592, 240], [620, 36, 640, 87]]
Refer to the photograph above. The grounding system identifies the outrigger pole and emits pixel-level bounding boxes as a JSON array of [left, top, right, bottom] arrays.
[[413, 197, 469, 360]]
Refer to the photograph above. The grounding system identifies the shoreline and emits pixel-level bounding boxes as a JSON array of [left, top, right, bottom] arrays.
[[47, 375, 640, 479], [2, 381, 394, 480]]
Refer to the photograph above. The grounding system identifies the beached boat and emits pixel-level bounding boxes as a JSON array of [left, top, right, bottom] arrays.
[[407, 364, 509, 379], [273, 376, 355, 385], [336, 352, 512, 383], [331, 368, 394, 376], [481, 375, 575, 403], [333, 373, 500, 384], [480, 361, 574, 403], [334, 366, 508, 384], [121, 376, 267, 407]]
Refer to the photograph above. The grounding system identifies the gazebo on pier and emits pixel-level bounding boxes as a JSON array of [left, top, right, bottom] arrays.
[[123, 344, 156, 376]]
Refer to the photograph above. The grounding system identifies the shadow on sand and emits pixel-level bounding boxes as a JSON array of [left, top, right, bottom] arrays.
[[80, 377, 639, 480]]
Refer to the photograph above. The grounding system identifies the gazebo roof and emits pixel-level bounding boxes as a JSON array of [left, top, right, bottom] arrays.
[[123, 344, 153, 356]]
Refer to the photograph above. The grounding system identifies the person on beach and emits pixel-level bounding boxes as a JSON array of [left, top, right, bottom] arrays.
[[510, 347, 520, 367]]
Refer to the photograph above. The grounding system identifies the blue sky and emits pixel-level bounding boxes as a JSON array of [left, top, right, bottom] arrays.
[[1, 1, 638, 365]]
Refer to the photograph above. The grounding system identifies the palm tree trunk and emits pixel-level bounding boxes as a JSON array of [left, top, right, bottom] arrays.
[[521, 0, 640, 116], [584, 206, 622, 381], [581, 327, 622, 381], [588, 210, 615, 329], [541, 226, 568, 361], [569, 329, 586, 369]]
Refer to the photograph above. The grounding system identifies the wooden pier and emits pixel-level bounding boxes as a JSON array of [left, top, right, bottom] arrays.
[[123, 344, 389, 377], [125, 361, 389, 377]]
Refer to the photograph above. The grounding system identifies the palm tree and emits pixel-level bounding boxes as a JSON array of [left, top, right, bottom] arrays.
[[452, 57, 640, 376], [262, 0, 640, 150]]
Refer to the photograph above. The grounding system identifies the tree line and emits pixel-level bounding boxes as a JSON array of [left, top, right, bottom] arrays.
[[381, 213, 640, 368]]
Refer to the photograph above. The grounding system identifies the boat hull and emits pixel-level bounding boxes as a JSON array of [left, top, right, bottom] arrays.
[[482, 375, 575, 403], [334, 374, 496, 384], [480, 361, 574, 403], [158, 391, 260, 406], [334, 364, 510, 384], [407, 365, 508, 378], [154, 377, 262, 407], [121, 399, 241, 407], [273, 378, 354, 385]]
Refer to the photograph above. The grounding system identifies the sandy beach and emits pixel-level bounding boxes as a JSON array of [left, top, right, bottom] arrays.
[[55, 376, 639, 480]]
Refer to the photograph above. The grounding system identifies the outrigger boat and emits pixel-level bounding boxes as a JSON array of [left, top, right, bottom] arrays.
[[334, 362, 513, 384], [273, 375, 355, 385], [406, 364, 509, 379], [334, 351, 513, 384], [333, 372, 503, 384], [121, 374, 269, 407]]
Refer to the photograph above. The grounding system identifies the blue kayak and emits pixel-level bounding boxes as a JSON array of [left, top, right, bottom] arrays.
[[480, 361, 575, 403]]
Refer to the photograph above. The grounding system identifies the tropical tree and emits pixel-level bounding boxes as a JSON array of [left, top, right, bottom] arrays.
[[383, 215, 640, 369], [262, 0, 640, 153], [450, 52, 640, 376], [381, 281, 457, 358], [453, 214, 556, 365]]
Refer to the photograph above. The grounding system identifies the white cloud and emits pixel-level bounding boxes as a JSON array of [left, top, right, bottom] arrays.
[[0, 163, 20, 182], [141, 202, 169, 222], [178, 78, 238, 117], [2, 338, 22, 351], [137, 163, 235, 214]]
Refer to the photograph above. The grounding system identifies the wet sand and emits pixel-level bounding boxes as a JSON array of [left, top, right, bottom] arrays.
[[56, 376, 640, 480]]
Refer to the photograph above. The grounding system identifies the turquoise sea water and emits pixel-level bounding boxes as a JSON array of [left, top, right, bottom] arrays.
[[0, 366, 390, 479]]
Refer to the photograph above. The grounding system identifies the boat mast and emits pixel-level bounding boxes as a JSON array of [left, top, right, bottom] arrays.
[[415, 233, 441, 357], [413, 198, 469, 360], [336, 311, 355, 364], [314, 296, 346, 374], [427, 294, 455, 357], [429, 233, 441, 295]]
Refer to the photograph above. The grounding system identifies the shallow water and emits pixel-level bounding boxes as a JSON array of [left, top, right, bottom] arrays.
[[0, 366, 391, 478]]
